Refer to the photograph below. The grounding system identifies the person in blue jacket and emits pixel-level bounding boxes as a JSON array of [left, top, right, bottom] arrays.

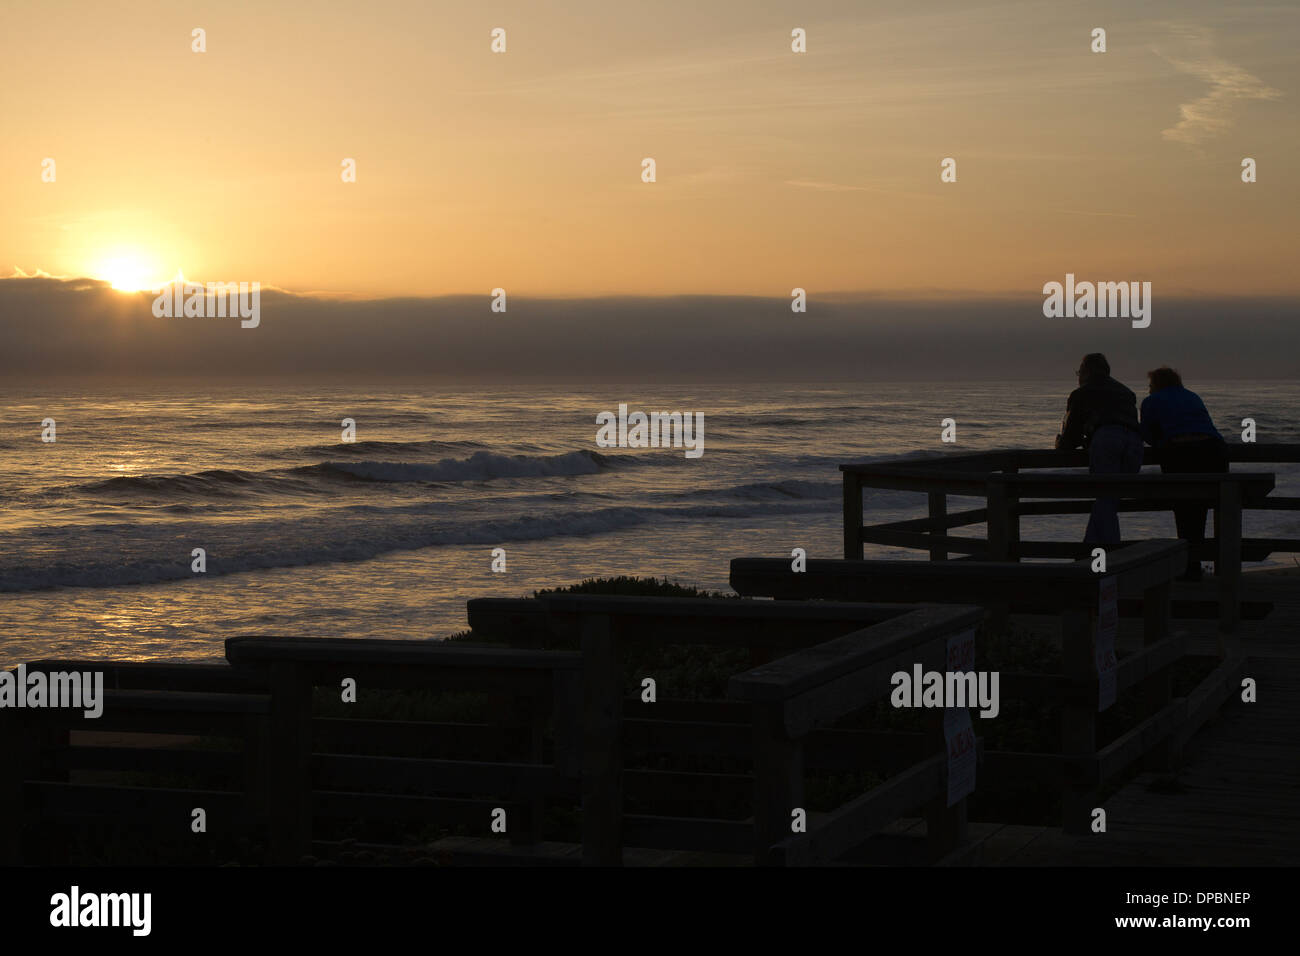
[[1139, 367, 1228, 581]]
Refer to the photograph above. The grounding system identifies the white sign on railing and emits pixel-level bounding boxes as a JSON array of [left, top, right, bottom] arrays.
[[1096, 576, 1119, 711], [944, 628, 977, 805]]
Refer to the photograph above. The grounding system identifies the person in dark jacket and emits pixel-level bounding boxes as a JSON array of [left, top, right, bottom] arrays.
[[1054, 353, 1143, 545], [1140, 366, 1228, 581]]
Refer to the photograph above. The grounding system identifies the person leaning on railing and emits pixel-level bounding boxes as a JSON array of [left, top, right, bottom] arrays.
[[1139, 366, 1229, 582], [1054, 353, 1144, 547]]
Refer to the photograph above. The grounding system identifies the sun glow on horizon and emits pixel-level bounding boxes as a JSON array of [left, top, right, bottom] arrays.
[[93, 248, 167, 293]]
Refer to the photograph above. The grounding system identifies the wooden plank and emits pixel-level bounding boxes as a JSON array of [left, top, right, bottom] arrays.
[[580, 614, 622, 865], [1004, 473, 1274, 499], [727, 605, 982, 704], [874, 506, 989, 533], [1110, 633, 1185, 696], [0, 709, 33, 863], [17, 660, 265, 694], [1171, 651, 1247, 754], [95, 689, 269, 714], [1218, 481, 1243, 640], [841, 450, 1024, 475], [35, 709, 258, 738], [312, 718, 525, 758], [1088, 697, 1188, 784], [622, 814, 753, 854], [538, 593, 911, 624], [268, 660, 313, 864], [924, 708, 968, 860], [731, 559, 1090, 610], [987, 479, 1010, 561], [928, 492, 948, 561], [311, 790, 496, 826], [52, 746, 242, 776], [732, 542, 1185, 609], [844, 470, 864, 559], [311, 754, 578, 797], [28, 781, 246, 823], [622, 769, 753, 804], [1059, 606, 1095, 835], [226, 637, 580, 671], [1142, 580, 1174, 769], [624, 719, 751, 758], [551, 668, 583, 780], [836, 467, 995, 495], [779, 632, 950, 737], [858, 528, 989, 556], [751, 702, 804, 865], [770, 753, 946, 866]]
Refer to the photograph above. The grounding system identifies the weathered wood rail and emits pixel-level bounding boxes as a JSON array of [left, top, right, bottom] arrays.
[[222, 637, 583, 864], [0, 646, 583, 865], [727, 604, 983, 864], [840, 444, 1300, 632], [0, 660, 267, 863], [731, 540, 1245, 832], [2, 598, 987, 866], [472, 594, 983, 864]]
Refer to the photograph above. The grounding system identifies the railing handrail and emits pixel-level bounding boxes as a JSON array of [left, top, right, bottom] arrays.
[[224, 636, 580, 671], [727, 605, 981, 706], [841, 442, 1300, 476]]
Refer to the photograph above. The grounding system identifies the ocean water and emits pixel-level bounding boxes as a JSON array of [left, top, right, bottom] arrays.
[[2, 380, 1298, 667]]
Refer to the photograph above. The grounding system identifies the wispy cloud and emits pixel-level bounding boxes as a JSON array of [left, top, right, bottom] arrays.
[[1155, 27, 1281, 145], [784, 180, 869, 192], [1045, 208, 1140, 219], [9, 266, 65, 279]]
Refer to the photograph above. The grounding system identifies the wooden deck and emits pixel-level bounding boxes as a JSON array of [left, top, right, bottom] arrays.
[[988, 568, 1300, 865]]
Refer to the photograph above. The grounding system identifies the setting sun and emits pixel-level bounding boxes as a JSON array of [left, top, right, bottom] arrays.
[[94, 249, 162, 292]]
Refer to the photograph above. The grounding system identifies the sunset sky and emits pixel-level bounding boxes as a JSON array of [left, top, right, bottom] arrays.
[[2, 0, 1296, 298]]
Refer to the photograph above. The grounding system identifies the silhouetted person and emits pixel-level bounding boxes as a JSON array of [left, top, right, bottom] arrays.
[[1140, 366, 1228, 582], [1054, 353, 1143, 546]]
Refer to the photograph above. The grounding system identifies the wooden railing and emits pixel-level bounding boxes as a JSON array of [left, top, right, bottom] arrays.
[[2, 537, 1254, 862], [0, 660, 268, 865], [222, 637, 583, 863], [471, 594, 985, 865], [727, 605, 984, 864], [840, 444, 1300, 631], [480, 594, 927, 864], [5, 599, 987, 866], [731, 540, 1243, 832]]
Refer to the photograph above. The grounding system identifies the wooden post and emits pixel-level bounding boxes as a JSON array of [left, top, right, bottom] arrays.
[[843, 471, 863, 559], [551, 668, 583, 782], [1060, 604, 1096, 835], [0, 708, 33, 864], [986, 479, 1009, 560], [925, 707, 968, 860], [581, 614, 624, 865], [985, 479, 1011, 632], [928, 492, 948, 561], [268, 661, 313, 864], [1142, 580, 1175, 770], [242, 712, 268, 834], [751, 702, 804, 866], [1003, 464, 1021, 562], [1217, 481, 1242, 644], [509, 692, 547, 846], [1007, 493, 1021, 562]]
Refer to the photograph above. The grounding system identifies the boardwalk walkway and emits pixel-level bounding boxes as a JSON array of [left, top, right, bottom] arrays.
[[990, 568, 1300, 866]]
